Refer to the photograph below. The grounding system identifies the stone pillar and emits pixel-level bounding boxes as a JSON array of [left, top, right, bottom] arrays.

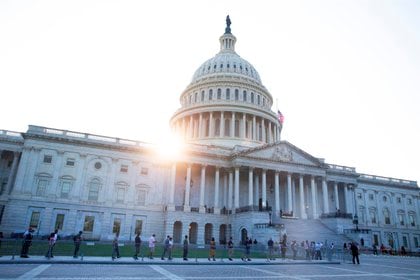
[[106, 158, 117, 203], [287, 173, 293, 213], [12, 147, 30, 193], [274, 125, 277, 142], [228, 170, 233, 210], [168, 163, 177, 210], [252, 116, 256, 140], [73, 154, 87, 199], [261, 118, 266, 143], [199, 113, 203, 138], [231, 112, 235, 137], [234, 167, 240, 210], [344, 184, 349, 214], [189, 115, 194, 139], [209, 112, 214, 137], [274, 172, 280, 214], [268, 122, 272, 143], [299, 174, 306, 219], [220, 112, 225, 137], [248, 168, 253, 206], [24, 148, 41, 193], [262, 170, 267, 208], [242, 113, 246, 139], [5, 151, 20, 194], [311, 176, 318, 218], [254, 173, 259, 206], [322, 178, 329, 214], [199, 165, 206, 212], [49, 151, 64, 197], [223, 172, 228, 208], [184, 164, 192, 212], [214, 167, 220, 214], [127, 162, 138, 205], [334, 182, 339, 211]]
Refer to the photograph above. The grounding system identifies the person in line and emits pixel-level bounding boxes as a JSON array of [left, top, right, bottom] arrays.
[[350, 241, 360, 264], [161, 235, 170, 260], [304, 240, 310, 260], [111, 233, 121, 260], [208, 237, 216, 261], [148, 234, 156, 259], [291, 240, 298, 260], [45, 232, 55, 259], [241, 237, 252, 261], [20, 227, 33, 258], [267, 238, 275, 261], [227, 236, 234, 261], [168, 237, 173, 260], [73, 231, 83, 258], [133, 232, 141, 260], [183, 235, 189, 261]]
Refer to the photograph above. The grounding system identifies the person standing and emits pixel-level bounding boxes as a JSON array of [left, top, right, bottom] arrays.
[[183, 235, 189, 261], [20, 227, 33, 258], [45, 232, 55, 259], [73, 231, 83, 258], [267, 238, 275, 260], [148, 234, 156, 259], [161, 235, 170, 260], [168, 237, 173, 260], [208, 237, 216, 261], [241, 237, 251, 261], [350, 242, 360, 264], [133, 232, 141, 260], [227, 236, 234, 261], [111, 233, 120, 260]]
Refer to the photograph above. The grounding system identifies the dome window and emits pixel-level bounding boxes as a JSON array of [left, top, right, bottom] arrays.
[[257, 95, 261, 105], [189, 95, 192, 104], [194, 92, 198, 103], [227, 64, 230, 68], [217, 88, 222, 100], [208, 66, 211, 70], [245, 67, 248, 72], [226, 88, 230, 100], [220, 64, 223, 69], [235, 89, 239, 100], [240, 65, 243, 70], [251, 92, 254, 103], [214, 64, 217, 69], [233, 64, 236, 69], [209, 89, 213, 100], [215, 119, 220, 136], [243, 91, 247, 102], [201, 91, 205, 102]]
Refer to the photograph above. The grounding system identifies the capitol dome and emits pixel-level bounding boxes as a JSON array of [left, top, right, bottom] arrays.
[[170, 16, 282, 148]]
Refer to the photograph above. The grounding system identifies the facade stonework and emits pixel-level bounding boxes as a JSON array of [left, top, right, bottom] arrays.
[[0, 19, 419, 251]]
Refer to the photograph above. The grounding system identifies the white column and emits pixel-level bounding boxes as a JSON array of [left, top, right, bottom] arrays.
[[5, 151, 20, 194], [182, 118, 186, 139], [344, 184, 349, 214], [231, 112, 235, 137], [248, 168, 253, 206], [168, 163, 177, 209], [322, 178, 329, 214], [268, 122, 272, 143], [252, 116, 256, 140], [199, 165, 206, 212], [274, 172, 280, 214], [24, 148, 41, 193], [127, 162, 138, 205], [234, 167, 240, 210], [49, 151, 64, 197], [287, 173, 293, 213], [262, 170, 267, 208], [299, 174, 306, 219], [223, 172, 228, 208], [189, 115, 194, 139], [220, 112, 225, 137], [12, 147, 30, 193], [334, 182, 339, 211], [184, 164, 192, 212], [228, 170, 233, 210], [311, 176, 318, 218], [198, 113, 203, 138], [73, 153, 87, 199], [261, 118, 266, 143], [214, 167, 220, 214], [242, 113, 246, 138], [209, 112, 214, 137], [106, 158, 117, 203], [254, 173, 259, 206], [274, 125, 277, 142]]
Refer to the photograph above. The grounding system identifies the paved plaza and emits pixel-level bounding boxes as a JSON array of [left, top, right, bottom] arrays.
[[0, 255, 419, 279]]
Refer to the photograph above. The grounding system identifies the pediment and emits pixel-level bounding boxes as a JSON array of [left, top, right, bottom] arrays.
[[234, 141, 323, 167]]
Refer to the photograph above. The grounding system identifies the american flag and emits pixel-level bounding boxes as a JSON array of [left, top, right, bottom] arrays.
[[277, 110, 284, 124]]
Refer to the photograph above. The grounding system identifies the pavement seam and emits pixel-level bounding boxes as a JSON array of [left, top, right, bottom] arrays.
[[240, 265, 307, 280], [150, 265, 184, 280], [16, 264, 51, 279]]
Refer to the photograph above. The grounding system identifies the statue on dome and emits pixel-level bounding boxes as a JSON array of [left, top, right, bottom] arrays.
[[225, 15, 232, 34]]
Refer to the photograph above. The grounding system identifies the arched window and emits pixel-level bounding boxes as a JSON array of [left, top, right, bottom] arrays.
[[209, 89, 213, 100], [235, 89, 239, 100], [189, 95, 192, 104], [201, 91, 205, 101], [251, 92, 254, 103], [205, 118, 210, 137], [234, 120, 240, 137], [224, 119, 230, 136], [194, 92, 198, 103], [217, 88, 222, 100], [383, 208, 391, 224], [243, 90, 247, 102], [257, 95, 261, 105], [226, 88, 230, 100], [215, 119, 220, 136]]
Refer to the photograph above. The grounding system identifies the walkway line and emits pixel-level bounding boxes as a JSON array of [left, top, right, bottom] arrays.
[[362, 262, 420, 273], [17, 264, 51, 279], [241, 265, 306, 280], [149, 265, 184, 280]]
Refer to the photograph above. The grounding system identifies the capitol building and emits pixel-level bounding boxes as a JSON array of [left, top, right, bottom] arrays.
[[0, 18, 419, 251]]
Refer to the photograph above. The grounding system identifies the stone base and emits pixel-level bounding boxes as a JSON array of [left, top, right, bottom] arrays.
[[167, 205, 175, 211], [183, 206, 191, 212], [199, 206, 206, 213], [213, 207, 220, 214]]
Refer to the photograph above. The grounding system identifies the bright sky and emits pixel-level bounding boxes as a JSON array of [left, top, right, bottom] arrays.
[[1, 0, 419, 183]]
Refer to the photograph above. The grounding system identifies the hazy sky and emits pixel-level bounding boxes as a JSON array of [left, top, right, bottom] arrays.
[[1, 0, 419, 183]]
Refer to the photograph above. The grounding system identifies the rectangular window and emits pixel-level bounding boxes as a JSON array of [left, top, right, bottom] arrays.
[[43, 155, 52, 164], [414, 237, 419, 248], [120, 165, 128, 173], [60, 181, 71, 198], [135, 219, 143, 235], [402, 236, 408, 247], [66, 158, 75, 166], [117, 188, 125, 203], [357, 193, 362, 199], [373, 234, 379, 246], [396, 197, 401, 203], [137, 190, 146, 206], [83, 216, 95, 232], [140, 168, 148, 176], [36, 179, 48, 196], [55, 214, 65, 230], [29, 211, 40, 229], [0, 205, 5, 224], [370, 211, 376, 224], [112, 218, 121, 234], [409, 215, 415, 226], [398, 213, 405, 226], [408, 198, 412, 205], [369, 194, 374, 200], [88, 183, 100, 201], [0, 181, 6, 195]]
